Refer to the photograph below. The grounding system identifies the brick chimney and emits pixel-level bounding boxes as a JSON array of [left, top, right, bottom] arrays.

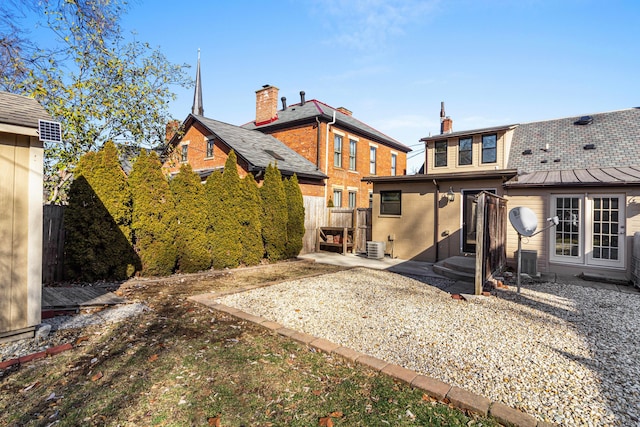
[[439, 101, 452, 134], [166, 120, 180, 142], [255, 85, 279, 126], [337, 107, 352, 116]]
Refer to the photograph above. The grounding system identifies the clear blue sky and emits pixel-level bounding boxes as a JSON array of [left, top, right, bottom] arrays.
[[120, 0, 639, 173]]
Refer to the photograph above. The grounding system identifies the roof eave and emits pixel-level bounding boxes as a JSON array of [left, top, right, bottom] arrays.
[[363, 169, 518, 183]]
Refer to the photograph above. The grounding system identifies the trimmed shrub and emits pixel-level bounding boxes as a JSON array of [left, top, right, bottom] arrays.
[[260, 164, 288, 261], [284, 174, 305, 258], [205, 151, 243, 269], [65, 141, 139, 281], [170, 163, 211, 273], [128, 150, 177, 276], [239, 173, 263, 265]]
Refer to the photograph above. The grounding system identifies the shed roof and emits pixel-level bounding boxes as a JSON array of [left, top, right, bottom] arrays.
[[0, 91, 51, 129], [243, 99, 412, 153], [168, 114, 327, 180]]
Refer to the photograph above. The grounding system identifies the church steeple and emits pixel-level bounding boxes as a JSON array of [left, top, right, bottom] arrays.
[[192, 49, 204, 116]]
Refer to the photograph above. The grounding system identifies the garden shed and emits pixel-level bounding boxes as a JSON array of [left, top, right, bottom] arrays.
[[0, 91, 52, 342]]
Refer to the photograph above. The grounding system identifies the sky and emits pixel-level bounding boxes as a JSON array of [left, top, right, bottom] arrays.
[[114, 0, 640, 173]]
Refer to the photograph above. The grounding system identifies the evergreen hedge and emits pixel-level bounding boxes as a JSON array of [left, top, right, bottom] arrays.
[[260, 164, 288, 261], [170, 163, 211, 273], [284, 174, 305, 258], [128, 150, 177, 276], [239, 173, 263, 265], [64, 141, 139, 281]]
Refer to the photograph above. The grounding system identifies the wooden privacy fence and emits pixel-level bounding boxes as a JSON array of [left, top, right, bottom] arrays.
[[43, 204, 65, 284], [474, 192, 508, 294]]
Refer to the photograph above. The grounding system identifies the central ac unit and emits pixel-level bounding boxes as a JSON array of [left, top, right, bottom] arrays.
[[366, 241, 385, 259]]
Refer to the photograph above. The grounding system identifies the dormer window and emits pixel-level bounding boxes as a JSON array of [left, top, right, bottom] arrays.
[[481, 134, 497, 164], [435, 140, 447, 167]]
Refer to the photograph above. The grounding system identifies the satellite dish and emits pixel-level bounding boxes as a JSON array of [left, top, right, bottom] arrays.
[[509, 207, 538, 237]]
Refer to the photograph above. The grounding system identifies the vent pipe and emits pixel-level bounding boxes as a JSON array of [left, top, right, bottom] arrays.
[[281, 97, 287, 110], [300, 90, 306, 106]]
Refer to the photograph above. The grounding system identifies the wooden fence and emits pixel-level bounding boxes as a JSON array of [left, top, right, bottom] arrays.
[[43, 205, 65, 284], [474, 192, 508, 294]]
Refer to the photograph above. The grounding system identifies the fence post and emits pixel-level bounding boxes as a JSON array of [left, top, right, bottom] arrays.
[[474, 193, 486, 295]]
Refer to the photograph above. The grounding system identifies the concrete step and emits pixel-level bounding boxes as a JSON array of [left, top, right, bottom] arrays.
[[433, 259, 475, 283]]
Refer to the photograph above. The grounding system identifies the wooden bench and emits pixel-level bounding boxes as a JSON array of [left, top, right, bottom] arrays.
[[316, 227, 354, 255]]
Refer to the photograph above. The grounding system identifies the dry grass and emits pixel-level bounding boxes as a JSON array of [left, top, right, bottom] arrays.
[[0, 261, 498, 426]]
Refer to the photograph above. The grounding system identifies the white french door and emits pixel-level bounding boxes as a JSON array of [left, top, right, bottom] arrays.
[[551, 194, 625, 269]]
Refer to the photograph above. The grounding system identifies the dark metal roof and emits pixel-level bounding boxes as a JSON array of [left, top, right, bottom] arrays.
[[170, 114, 327, 181], [364, 169, 518, 183], [0, 91, 51, 129], [505, 167, 640, 187], [420, 124, 518, 142], [242, 99, 412, 153], [508, 108, 640, 172]]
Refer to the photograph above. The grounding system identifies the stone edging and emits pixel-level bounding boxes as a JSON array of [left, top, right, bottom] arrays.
[[0, 343, 74, 370], [189, 290, 556, 427]]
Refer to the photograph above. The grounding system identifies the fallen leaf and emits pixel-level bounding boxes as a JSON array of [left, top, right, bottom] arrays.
[[148, 354, 159, 362], [91, 372, 103, 382], [21, 381, 40, 393], [318, 416, 333, 427], [208, 414, 221, 426], [75, 336, 89, 345], [329, 411, 343, 418], [312, 390, 322, 396]]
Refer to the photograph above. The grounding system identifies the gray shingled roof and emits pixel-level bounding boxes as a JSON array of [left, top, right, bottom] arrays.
[[508, 108, 640, 171], [242, 99, 412, 153], [183, 115, 327, 180], [0, 91, 51, 129]]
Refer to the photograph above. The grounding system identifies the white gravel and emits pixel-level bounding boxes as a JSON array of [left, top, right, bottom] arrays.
[[218, 267, 640, 426]]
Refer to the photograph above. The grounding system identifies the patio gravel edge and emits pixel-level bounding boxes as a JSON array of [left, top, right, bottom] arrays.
[[188, 296, 550, 427]]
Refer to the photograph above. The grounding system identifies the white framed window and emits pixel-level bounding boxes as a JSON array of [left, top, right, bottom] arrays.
[[349, 139, 357, 171], [332, 189, 343, 207], [334, 134, 343, 167], [369, 146, 377, 175], [348, 191, 357, 208], [181, 144, 188, 162], [391, 153, 397, 176], [550, 194, 625, 268], [206, 138, 214, 158]]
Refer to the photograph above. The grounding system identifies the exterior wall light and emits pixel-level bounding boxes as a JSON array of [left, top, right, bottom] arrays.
[[446, 187, 455, 202]]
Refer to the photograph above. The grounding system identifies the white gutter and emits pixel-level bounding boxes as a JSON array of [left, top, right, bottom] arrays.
[[323, 111, 337, 203]]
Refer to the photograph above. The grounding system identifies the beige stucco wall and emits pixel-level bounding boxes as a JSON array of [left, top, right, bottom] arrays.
[[0, 131, 43, 336]]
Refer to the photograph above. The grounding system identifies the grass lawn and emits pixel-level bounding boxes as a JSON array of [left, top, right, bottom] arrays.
[[0, 261, 499, 426]]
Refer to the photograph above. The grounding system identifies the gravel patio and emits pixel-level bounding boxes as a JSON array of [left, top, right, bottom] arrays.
[[216, 267, 640, 426]]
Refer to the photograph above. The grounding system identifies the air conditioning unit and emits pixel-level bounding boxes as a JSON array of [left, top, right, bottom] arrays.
[[366, 241, 385, 259]]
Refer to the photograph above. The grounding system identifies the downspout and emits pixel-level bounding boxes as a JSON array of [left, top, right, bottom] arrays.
[[433, 179, 439, 262], [323, 111, 337, 203]]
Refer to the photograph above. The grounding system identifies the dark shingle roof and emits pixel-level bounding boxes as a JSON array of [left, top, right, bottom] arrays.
[[505, 167, 640, 187], [0, 91, 51, 129], [177, 115, 327, 180], [508, 108, 640, 172], [242, 99, 412, 153]]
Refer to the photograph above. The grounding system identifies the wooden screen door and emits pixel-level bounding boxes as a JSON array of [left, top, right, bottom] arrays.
[[462, 189, 495, 253]]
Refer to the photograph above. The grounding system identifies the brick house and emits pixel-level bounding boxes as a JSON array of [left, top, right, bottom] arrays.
[[368, 105, 640, 282], [242, 85, 412, 209]]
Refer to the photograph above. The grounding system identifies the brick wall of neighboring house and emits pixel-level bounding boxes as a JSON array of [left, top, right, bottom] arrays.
[[267, 123, 407, 208], [162, 123, 247, 178]]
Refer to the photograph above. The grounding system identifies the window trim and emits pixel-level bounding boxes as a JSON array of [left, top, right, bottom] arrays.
[[391, 152, 397, 176], [348, 191, 357, 208], [349, 138, 357, 171], [334, 134, 343, 168], [481, 134, 497, 164], [380, 190, 402, 216], [205, 138, 214, 158], [434, 140, 447, 167], [332, 188, 343, 207], [458, 137, 472, 166], [369, 146, 377, 175]]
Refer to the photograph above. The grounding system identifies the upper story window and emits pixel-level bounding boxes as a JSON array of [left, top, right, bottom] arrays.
[[181, 144, 188, 162], [458, 137, 472, 165], [206, 138, 214, 158], [369, 146, 377, 175], [434, 140, 447, 167], [349, 139, 357, 171], [334, 134, 343, 168], [482, 134, 497, 163], [391, 153, 397, 176], [380, 190, 401, 215], [348, 191, 357, 208]]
